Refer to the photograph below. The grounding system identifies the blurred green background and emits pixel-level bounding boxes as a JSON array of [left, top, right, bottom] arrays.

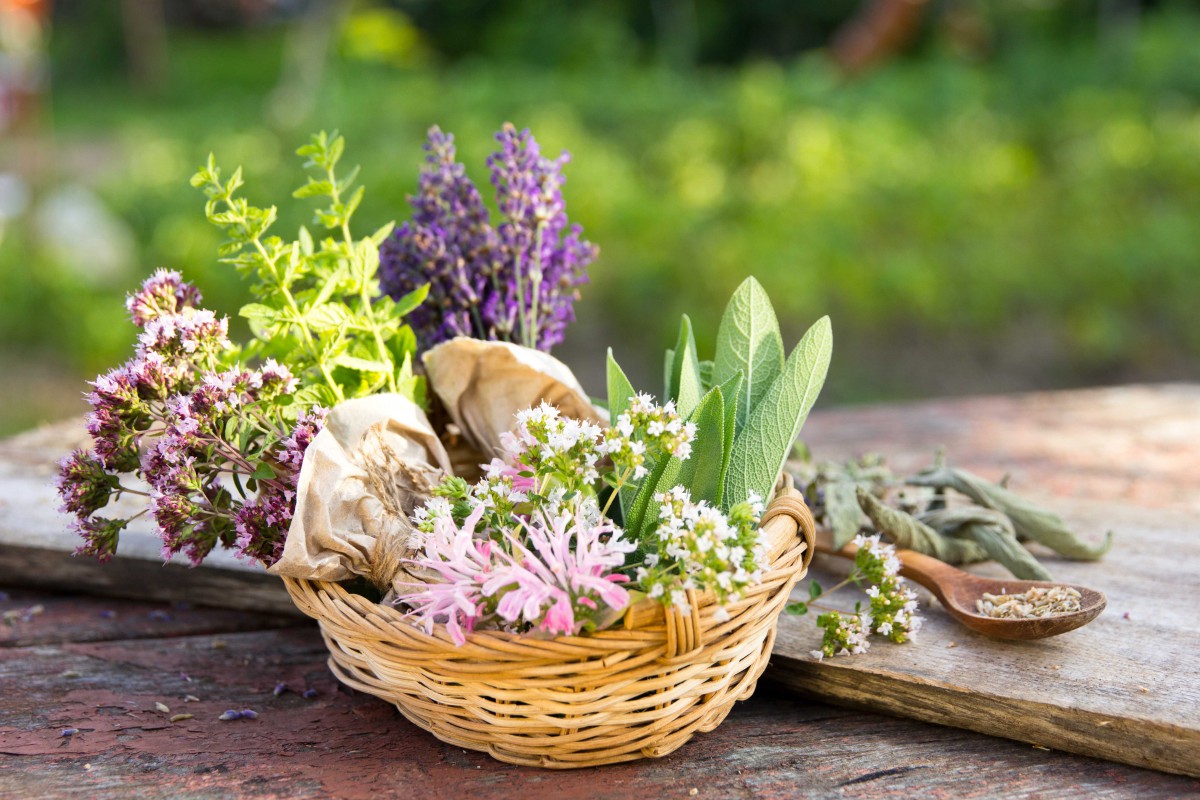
[[2, 0, 1198, 435]]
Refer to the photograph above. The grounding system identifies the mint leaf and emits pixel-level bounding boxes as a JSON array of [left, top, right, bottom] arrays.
[[725, 315, 832, 508], [713, 277, 785, 435]]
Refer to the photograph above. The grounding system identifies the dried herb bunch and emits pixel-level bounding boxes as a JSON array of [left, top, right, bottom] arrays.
[[789, 450, 1113, 581]]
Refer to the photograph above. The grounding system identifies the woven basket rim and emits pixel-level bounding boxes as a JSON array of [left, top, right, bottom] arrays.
[[282, 485, 814, 652]]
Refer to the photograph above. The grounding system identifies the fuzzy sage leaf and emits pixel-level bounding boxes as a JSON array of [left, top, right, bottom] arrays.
[[724, 315, 832, 512], [713, 277, 785, 435], [920, 506, 1053, 581], [856, 488, 990, 564], [909, 466, 1113, 560]]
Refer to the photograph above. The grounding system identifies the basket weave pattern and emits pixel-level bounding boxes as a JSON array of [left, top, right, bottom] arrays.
[[283, 485, 816, 768]]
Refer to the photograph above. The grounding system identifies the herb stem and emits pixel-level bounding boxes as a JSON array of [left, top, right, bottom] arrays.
[[220, 193, 344, 402], [528, 223, 545, 349], [327, 162, 397, 393]]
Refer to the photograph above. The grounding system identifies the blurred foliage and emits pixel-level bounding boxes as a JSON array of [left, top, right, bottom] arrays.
[[2, 2, 1199, 434]]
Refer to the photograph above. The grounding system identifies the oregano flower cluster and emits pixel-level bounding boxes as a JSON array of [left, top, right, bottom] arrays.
[[58, 132, 424, 568], [57, 270, 327, 566], [788, 533, 923, 659]]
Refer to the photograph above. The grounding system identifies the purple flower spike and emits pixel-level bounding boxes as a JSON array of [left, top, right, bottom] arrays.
[[240, 709, 258, 720], [379, 123, 596, 352], [272, 682, 288, 697]]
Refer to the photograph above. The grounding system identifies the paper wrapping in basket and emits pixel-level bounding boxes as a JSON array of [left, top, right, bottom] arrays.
[[268, 394, 452, 588], [423, 337, 606, 459]]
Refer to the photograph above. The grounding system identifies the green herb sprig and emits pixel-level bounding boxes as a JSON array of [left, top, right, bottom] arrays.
[[192, 131, 429, 411]]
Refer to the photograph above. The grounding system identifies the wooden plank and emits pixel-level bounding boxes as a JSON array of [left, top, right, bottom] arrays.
[[0, 420, 298, 616], [0, 587, 301, 648], [769, 384, 1200, 778], [1, 595, 1195, 799]]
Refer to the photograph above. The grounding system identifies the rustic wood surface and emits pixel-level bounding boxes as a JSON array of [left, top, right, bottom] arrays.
[[776, 384, 1200, 779], [2, 585, 1198, 799], [2, 385, 1199, 796]]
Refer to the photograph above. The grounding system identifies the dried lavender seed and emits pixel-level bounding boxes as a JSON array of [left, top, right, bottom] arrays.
[[273, 682, 287, 697], [61, 728, 79, 737], [218, 710, 242, 721], [302, 688, 319, 699], [240, 709, 258, 720]]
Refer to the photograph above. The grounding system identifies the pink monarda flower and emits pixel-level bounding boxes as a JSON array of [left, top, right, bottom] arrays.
[[485, 507, 635, 638], [399, 503, 635, 645], [401, 505, 494, 646]]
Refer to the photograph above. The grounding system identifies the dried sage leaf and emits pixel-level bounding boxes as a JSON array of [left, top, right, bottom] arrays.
[[856, 488, 989, 564], [909, 466, 1112, 560], [920, 506, 1053, 581], [826, 480, 864, 550]]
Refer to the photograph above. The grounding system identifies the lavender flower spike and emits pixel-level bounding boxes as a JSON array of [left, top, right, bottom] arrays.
[[379, 124, 597, 352]]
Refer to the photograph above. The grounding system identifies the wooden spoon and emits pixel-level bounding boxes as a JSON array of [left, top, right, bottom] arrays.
[[814, 530, 1107, 640]]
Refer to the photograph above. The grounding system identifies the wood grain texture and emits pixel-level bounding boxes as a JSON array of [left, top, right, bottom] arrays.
[[772, 384, 1200, 778], [2, 588, 1197, 799]]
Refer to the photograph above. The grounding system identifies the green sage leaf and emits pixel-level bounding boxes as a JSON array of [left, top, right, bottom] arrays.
[[826, 479, 864, 550], [673, 386, 726, 507], [713, 277, 785, 434], [724, 315, 832, 510], [668, 315, 703, 417], [856, 488, 990, 564], [921, 506, 1053, 581]]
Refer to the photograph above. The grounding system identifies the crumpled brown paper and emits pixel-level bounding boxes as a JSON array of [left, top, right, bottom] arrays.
[[268, 394, 452, 588], [423, 337, 606, 459]]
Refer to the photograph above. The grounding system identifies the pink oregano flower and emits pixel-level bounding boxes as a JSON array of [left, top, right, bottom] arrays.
[[399, 504, 635, 645]]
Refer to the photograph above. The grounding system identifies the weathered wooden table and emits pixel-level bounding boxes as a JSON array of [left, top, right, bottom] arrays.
[[2, 386, 1198, 798]]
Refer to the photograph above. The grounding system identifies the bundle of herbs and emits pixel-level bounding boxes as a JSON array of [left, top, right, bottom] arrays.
[[59, 125, 835, 645]]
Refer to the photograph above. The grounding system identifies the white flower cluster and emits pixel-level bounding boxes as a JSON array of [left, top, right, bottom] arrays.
[[499, 403, 605, 487], [809, 532, 923, 660], [809, 610, 872, 661], [637, 486, 767, 616], [604, 393, 696, 480]]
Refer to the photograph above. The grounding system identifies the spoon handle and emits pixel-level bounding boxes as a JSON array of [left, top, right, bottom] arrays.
[[813, 530, 962, 606]]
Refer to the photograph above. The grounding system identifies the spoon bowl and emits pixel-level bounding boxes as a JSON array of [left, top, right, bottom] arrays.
[[815, 532, 1107, 640]]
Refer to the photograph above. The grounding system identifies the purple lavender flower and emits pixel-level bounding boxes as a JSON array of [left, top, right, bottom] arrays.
[[379, 124, 596, 352], [126, 269, 202, 327]]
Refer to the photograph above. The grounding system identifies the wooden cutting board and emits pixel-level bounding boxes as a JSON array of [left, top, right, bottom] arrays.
[[770, 384, 1200, 779], [2, 385, 1198, 776]]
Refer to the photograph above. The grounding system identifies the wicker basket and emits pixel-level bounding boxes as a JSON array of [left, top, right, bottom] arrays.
[[282, 481, 815, 768]]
